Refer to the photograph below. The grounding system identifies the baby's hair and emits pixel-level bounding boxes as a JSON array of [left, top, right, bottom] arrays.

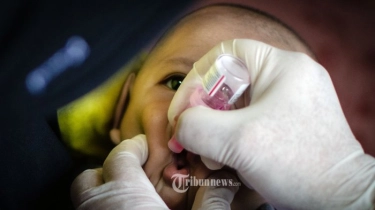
[[212, 3, 314, 56], [148, 3, 315, 58]]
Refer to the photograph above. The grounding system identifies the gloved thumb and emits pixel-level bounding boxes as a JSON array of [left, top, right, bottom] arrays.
[[174, 105, 249, 171], [191, 171, 239, 210], [103, 134, 148, 182]]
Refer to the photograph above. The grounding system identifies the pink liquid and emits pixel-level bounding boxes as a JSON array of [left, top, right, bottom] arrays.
[[200, 85, 233, 110]]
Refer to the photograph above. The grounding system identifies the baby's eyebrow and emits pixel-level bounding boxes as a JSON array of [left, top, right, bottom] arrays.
[[166, 57, 195, 69]]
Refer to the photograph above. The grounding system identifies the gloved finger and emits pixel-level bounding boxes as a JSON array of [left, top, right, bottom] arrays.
[[167, 66, 202, 128], [70, 168, 104, 208], [200, 156, 224, 170], [103, 134, 148, 182], [191, 171, 239, 210], [71, 135, 169, 210], [174, 105, 248, 170]]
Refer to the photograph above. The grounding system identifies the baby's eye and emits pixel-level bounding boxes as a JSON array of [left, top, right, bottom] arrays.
[[162, 74, 185, 91]]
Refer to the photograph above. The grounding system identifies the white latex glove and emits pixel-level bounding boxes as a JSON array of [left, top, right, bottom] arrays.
[[71, 134, 238, 209], [192, 171, 239, 210], [168, 39, 375, 210]]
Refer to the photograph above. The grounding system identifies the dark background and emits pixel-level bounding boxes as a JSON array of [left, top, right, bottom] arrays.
[[0, 1, 192, 209]]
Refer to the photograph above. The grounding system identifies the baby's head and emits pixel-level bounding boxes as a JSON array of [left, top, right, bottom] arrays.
[[110, 4, 313, 209]]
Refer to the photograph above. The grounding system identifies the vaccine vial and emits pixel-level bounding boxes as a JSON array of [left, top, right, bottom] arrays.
[[190, 54, 250, 110], [168, 54, 250, 153]]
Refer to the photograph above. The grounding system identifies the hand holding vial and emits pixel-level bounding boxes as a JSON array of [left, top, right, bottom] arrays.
[[168, 39, 375, 210], [168, 54, 250, 158]]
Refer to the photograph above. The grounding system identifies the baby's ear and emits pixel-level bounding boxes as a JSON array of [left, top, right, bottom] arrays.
[[109, 73, 136, 145]]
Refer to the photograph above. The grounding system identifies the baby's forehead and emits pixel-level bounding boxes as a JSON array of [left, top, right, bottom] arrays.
[[141, 5, 313, 73], [169, 5, 313, 56], [141, 12, 271, 67]]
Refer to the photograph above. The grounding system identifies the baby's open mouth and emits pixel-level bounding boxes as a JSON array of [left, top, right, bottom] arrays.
[[160, 150, 214, 209], [163, 150, 190, 186], [176, 150, 189, 170], [162, 150, 208, 186]]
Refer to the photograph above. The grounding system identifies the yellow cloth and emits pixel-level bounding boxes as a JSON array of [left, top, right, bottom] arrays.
[[57, 53, 146, 159]]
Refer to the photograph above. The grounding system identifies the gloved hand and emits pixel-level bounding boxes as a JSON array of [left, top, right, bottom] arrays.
[[71, 134, 239, 209], [168, 39, 375, 209]]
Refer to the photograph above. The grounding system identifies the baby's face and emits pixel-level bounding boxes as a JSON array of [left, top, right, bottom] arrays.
[[119, 23, 218, 209], [119, 20, 244, 208]]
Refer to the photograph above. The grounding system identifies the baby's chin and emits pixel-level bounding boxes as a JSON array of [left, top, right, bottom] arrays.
[[156, 181, 188, 210], [145, 151, 213, 209], [155, 167, 213, 209]]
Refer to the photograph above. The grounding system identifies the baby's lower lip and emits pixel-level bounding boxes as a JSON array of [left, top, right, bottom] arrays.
[[163, 157, 190, 186]]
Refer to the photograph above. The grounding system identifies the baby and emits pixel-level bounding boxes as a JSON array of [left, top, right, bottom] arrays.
[[63, 3, 314, 209]]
